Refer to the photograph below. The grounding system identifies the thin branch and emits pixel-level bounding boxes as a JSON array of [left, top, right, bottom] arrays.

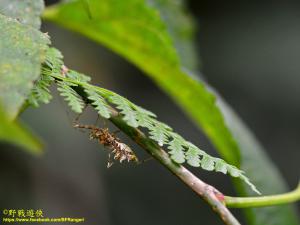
[[52, 74, 241, 224], [109, 115, 241, 225], [225, 182, 300, 208], [51, 72, 300, 224]]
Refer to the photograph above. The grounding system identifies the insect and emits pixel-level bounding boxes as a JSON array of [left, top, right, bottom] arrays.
[[74, 123, 139, 168]]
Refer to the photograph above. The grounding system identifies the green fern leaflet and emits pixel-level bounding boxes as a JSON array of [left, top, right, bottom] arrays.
[[31, 47, 260, 194]]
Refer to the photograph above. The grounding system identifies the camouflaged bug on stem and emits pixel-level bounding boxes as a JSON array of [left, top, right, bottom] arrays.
[[74, 123, 138, 168]]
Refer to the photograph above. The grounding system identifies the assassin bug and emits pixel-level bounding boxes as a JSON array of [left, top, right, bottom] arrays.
[[74, 123, 139, 168]]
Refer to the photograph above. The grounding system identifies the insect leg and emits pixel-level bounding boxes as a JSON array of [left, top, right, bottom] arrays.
[[112, 130, 121, 135], [107, 153, 114, 168], [74, 105, 88, 123], [136, 157, 153, 165], [93, 114, 100, 127]]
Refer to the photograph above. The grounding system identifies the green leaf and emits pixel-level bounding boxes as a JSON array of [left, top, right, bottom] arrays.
[[135, 108, 155, 128], [200, 155, 215, 171], [134, 105, 157, 118], [215, 159, 228, 174], [42, 47, 64, 74], [67, 69, 91, 83], [57, 81, 85, 113], [167, 133, 185, 163], [148, 121, 171, 146], [43, 1, 299, 223], [0, 0, 44, 29], [0, 14, 49, 119], [147, 0, 199, 74], [26, 48, 64, 108], [108, 95, 138, 127], [43, 47, 64, 71], [0, 104, 42, 154], [85, 89, 111, 118], [26, 73, 54, 107], [185, 144, 201, 167]]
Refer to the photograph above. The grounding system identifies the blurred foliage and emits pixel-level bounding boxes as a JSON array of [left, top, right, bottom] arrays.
[[0, 0, 44, 29], [147, 0, 199, 74], [0, 14, 49, 119], [0, 104, 42, 154], [0, 1, 47, 153]]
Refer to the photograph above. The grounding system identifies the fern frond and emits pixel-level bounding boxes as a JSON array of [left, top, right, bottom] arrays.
[[67, 70, 91, 83], [26, 48, 64, 107], [167, 133, 186, 163], [42, 47, 259, 194], [133, 105, 157, 118], [185, 142, 203, 167], [201, 155, 215, 171], [240, 175, 261, 194], [108, 95, 139, 127], [43, 47, 63, 75], [95, 85, 258, 193], [148, 121, 172, 147], [27, 74, 54, 107], [135, 108, 154, 128], [57, 81, 84, 113], [85, 89, 111, 118]]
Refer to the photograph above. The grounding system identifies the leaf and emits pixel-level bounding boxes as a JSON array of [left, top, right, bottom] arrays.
[[215, 159, 228, 174], [135, 109, 154, 128], [148, 121, 171, 146], [57, 81, 85, 113], [43, 47, 63, 71], [67, 69, 91, 83], [0, 104, 42, 154], [26, 48, 62, 108], [108, 95, 138, 127], [147, 0, 199, 74], [26, 73, 54, 107], [0, 0, 44, 29], [45, 47, 260, 194], [0, 14, 49, 119], [200, 155, 215, 171], [85, 89, 111, 118], [185, 143, 202, 167], [42, 47, 64, 74], [134, 105, 157, 118], [167, 133, 185, 163]]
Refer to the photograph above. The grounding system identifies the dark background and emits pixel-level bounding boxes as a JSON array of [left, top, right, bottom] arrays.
[[0, 1, 299, 224]]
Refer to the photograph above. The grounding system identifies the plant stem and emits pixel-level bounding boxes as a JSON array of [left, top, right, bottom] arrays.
[[109, 115, 241, 225], [51, 74, 241, 225], [51, 73, 300, 223], [225, 182, 300, 208]]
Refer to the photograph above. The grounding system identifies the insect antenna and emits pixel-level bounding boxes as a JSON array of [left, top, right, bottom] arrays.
[[73, 105, 88, 124], [135, 157, 153, 165]]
